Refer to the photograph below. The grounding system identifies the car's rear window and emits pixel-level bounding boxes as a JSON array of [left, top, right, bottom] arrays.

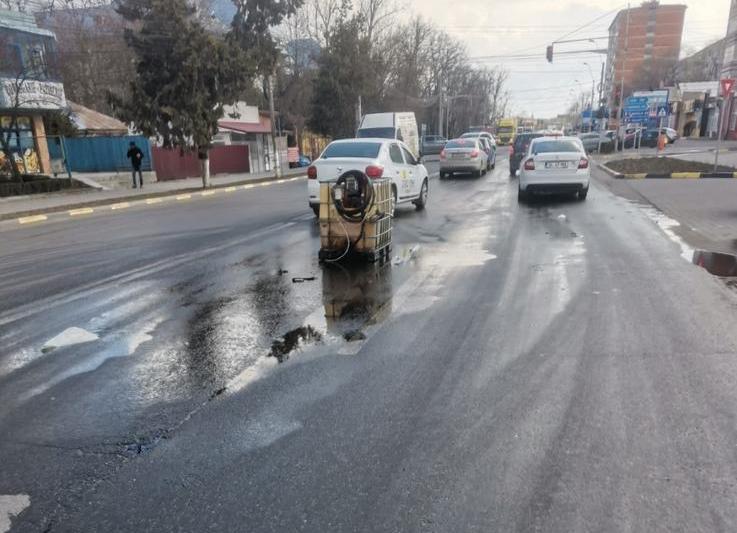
[[321, 142, 382, 159], [531, 140, 581, 154], [357, 127, 396, 139], [446, 139, 476, 148]]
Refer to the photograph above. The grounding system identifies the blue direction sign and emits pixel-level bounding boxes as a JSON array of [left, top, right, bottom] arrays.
[[623, 96, 650, 123]]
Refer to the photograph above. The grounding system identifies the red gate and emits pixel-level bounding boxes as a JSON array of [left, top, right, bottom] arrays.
[[152, 145, 250, 181]]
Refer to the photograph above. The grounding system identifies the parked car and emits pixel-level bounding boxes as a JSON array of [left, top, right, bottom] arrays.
[[290, 154, 311, 168], [439, 138, 487, 178], [356, 112, 420, 159], [660, 127, 679, 144], [578, 132, 601, 153], [307, 138, 429, 216], [640, 129, 661, 148], [509, 132, 544, 176], [420, 135, 447, 156], [461, 131, 497, 168], [518, 136, 590, 202]]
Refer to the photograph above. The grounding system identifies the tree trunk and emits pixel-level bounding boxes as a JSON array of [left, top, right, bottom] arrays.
[[200, 155, 211, 188]]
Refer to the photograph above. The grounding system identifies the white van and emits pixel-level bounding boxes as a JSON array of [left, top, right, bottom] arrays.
[[356, 112, 419, 160]]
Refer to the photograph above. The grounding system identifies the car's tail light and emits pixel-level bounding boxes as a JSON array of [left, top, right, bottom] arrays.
[[523, 158, 535, 171], [365, 165, 384, 179], [307, 165, 317, 179], [578, 157, 589, 169], [439, 149, 446, 160], [470, 149, 479, 158]]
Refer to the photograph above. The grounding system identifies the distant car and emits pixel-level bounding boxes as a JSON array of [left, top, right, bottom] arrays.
[[420, 135, 447, 156], [461, 131, 497, 167], [440, 138, 487, 178], [291, 154, 311, 168], [307, 138, 429, 216], [578, 132, 602, 153], [640, 129, 661, 148], [620, 127, 646, 149], [478, 136, 497, 171], [660, 127, 679, 144], [509, 132, 544, 176], [518, 136, 590, 202]]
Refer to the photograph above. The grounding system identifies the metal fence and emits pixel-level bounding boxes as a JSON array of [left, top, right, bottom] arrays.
[[47, 135, 152, 173]]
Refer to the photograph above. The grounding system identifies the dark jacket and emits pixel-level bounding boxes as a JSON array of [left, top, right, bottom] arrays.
[[127, 146, 144, 170]]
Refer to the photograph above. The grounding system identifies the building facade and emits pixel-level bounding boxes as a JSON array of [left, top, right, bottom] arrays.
[[603, 1, 686, 128], [0, 9, 66, 175], [677, 38, 725, 83]]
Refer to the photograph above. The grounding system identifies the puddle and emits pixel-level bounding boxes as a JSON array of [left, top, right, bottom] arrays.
[[268, 326, 322, 363]]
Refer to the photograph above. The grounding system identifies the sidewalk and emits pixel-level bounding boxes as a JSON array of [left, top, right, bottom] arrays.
[[591, 161, 737, 254], [0, 168, 306, 220]]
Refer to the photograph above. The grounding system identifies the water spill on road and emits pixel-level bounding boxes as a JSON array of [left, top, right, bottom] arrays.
[[268, 326, 322, 363], [692, 250, 737, 277], [0, 494, 29, 533]]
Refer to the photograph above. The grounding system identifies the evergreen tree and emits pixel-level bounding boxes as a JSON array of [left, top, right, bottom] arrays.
[[111, 0, 251, 187]]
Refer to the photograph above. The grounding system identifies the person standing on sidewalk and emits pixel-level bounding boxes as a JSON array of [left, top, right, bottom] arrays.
[[127, 141, 145, 189]]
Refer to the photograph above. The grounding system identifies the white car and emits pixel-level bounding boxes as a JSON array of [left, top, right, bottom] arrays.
[[460, 132, 497, 171], [307, 138, 429, 216], [518, 136, 590, 202]]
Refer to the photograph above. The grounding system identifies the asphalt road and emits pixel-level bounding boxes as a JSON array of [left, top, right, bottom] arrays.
[[3, 157, 737, 532]]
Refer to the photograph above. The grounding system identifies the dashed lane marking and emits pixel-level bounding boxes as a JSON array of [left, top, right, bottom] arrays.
[[17, 215, 47, 225], [110, 202, 130, 210], [224, 186, 237, 192], [201, 190, 216, 196], [145, 198, 163, 205], [69, 208, 94, 216], [176, 194, 192, 200], [243, 184, 255, 189]]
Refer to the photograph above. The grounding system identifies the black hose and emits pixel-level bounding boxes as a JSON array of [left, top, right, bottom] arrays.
[[331, 170, 375, 223]]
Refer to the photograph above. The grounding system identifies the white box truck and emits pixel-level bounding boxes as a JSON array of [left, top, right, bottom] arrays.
[[356, 112, 420, 159]]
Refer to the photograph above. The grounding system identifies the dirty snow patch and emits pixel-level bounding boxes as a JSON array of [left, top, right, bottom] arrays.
[[42, 327, 99, 353], [557, 214, 567, 220], [0, 494, 30, 533]]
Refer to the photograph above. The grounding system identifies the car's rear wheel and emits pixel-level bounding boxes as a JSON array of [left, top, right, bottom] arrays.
[[391, 186, 398, 214], [518, 186, 528, 203], [312, 205, 320, 217], [578, 187, 588, 201], [413, 179, 428, 210]]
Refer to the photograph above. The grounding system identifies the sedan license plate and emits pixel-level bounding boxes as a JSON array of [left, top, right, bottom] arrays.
[[545, 161, 568, 169], [452, 153, 466, 159]]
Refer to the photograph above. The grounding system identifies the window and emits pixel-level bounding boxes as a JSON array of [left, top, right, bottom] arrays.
[[400, 146, 416, 165], [321, 142, 382, 159], [389, 144, 404, 164], [357, 127, 396, 139], [530, 140, 581, 154]]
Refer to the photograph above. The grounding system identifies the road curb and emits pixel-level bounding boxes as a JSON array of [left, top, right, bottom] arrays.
[[1, 172, 306, 222], [598, 162, 737, 180]]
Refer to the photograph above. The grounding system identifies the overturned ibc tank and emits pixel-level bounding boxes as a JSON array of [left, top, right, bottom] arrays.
[[319, 170, 393, 263]]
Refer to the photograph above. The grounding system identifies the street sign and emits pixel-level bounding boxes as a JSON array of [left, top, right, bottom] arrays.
[[721, 78, 736, 97], [658, 107, 667, 118]]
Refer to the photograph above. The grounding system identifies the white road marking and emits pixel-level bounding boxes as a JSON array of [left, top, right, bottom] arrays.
[[110, 202, 130, 210], [145, 198, 163, 205], [69, 208, 94, 216], [176, 194, 192, 200], [0, 494, 30, 533], [42, 327, 99, 353], [17, 215, 47, 224]]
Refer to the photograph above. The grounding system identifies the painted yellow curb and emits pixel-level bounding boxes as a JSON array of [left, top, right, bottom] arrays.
[[145, 198, 163, 204], [69, 207, 94, 216], [176, 194, 192, 200], [624, 173, 647, 180], [671, 172, 700, 179], [110, 202, 130, 210], [18, 214, 48, 224]]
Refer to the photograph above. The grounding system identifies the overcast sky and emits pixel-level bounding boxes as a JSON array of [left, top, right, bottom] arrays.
[[410, 0, 730, 118]]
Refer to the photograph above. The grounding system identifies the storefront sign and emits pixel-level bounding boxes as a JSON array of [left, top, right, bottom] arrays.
[[0, 78, 66, 110]]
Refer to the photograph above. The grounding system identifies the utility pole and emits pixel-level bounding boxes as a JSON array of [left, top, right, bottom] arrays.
[[615, 3, 631, 152], [268, 72, 282, 178], [438, 89, 443, 138], [356, 95, 362, 133]]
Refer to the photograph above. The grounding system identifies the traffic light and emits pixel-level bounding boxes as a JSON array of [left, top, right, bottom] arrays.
[[546, 45, 553, 63]]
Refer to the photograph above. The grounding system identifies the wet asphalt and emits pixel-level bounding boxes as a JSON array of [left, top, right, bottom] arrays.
[[3, 159, 737, 532]]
